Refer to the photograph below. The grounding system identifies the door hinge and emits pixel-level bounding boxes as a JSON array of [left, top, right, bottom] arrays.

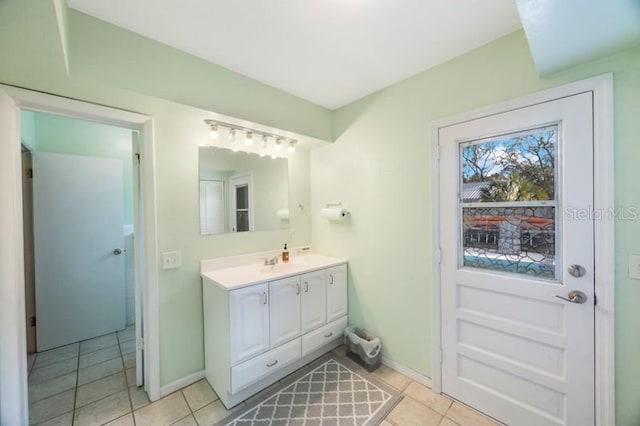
[[594, 294, 598, 306], [26, 168, 33, 179], [30, 316, 36, 327], [435, 144, 440, 161], [137, 337, 144, 350], [436, 248, 442, 265], [135, 153, 141, 164]]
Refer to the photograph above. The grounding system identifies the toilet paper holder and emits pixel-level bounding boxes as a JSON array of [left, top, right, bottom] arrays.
[[321, 202, 350, 220]]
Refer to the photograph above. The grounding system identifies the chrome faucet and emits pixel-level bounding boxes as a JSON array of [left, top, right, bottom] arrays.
[[263, 256, 279, 266]]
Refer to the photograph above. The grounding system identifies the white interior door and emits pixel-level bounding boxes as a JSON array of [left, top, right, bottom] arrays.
[[200, 179, 225, 234], [439, 93, 594, 426], [229, 173, 253, 232], [33, 152, 125, 351]]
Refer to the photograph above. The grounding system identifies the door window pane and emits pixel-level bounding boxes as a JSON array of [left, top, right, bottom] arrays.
[[460, 126, 558, 280], [236, 185, 249, 209]]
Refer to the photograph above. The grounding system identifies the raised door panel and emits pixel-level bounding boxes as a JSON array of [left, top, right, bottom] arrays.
[[230, 283, 269, 365], [326, 264, 348, 323], [301, 270, 326, 334], [269, 276, 301, 348]]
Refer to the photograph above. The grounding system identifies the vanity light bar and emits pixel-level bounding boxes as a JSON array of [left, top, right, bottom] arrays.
[[204, 119, 297, 152]]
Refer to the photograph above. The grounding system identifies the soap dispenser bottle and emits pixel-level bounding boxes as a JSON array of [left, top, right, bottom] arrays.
[[282, 243, 289, 263]]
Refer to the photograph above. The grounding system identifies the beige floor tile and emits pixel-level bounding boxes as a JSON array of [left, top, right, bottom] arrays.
[[332, 344, 347, 357], [134, 392, 191, 426], [79, 345, 120, 369], [386, 396, 442, 426], [182, 379, 218, 411], [34, 344, 79, 369], [372, 364, 412, 391], [29, 389, 75, 425], [29, 371, 77, 403], [379, 420, 393, 426], [119, 339, 136, 355], [125, 367, 136, 385], [103, 413, 135, 426], [446, 402, 501, 426], [403, 382, 453, 415], [78, 357, 123, 385], [117, 327, 135, 344], [439, 417, 460, 426], [35, 410, 73, 426], [193, 400, 241, 426], [171, 415, 198, 426], [129, 385, 151, 410], [76, 371, 127, 408], [123, 352, 136, 369], [29, 358, 78, 385], [80, 333, 118, 355], [73, 389, 131, 426]]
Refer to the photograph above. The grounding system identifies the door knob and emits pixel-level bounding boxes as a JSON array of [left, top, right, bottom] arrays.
[[568, 264, 586, 278], [113, 248, 123, 255], [555, 290, 587, 304]]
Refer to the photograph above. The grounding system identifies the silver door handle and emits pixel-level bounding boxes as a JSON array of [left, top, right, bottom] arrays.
[[266, 360, 278, 367], [555, 290, 587, 304], [113, 248, 123, 255]]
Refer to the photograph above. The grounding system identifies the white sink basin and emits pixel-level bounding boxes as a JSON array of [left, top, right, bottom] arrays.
[[260, 262, 303, 274]]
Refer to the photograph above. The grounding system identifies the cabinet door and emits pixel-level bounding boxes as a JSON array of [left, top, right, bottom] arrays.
[[230, 283, 270, 365], [301, 270, 326, 333], [269, 276, 301, 348], [327, 264, 348, 322]]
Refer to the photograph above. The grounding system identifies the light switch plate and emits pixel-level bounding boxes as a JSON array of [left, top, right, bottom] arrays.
[[628, 255, 640, 279], [162, 251, 182, 270]]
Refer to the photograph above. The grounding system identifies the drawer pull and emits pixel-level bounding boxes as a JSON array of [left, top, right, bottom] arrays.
[[263, 292, 268, 304], [304, 282, 309, 292], [266, 360, 278, 368], [296, 283, 300, 295], [324, 332, 334, 338], [329, 274, 334, 285]]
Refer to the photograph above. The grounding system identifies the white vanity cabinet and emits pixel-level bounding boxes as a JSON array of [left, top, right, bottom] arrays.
[[300, 270, 326, 333], [327, 264, 348, 322], [269, 276, 301, 348], [202, 254, 347, 409]]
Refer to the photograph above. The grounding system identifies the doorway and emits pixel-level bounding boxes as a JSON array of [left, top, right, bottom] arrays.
[[0, 85, 160, 425], [22, 111, 147, 423], [432, 76, 615, 426]]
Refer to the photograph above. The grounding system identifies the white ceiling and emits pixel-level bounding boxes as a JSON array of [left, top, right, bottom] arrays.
[[67, 0, 522, 109]]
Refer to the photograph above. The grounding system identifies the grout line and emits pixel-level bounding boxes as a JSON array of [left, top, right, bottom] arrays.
[[70, 343, 80, 425]]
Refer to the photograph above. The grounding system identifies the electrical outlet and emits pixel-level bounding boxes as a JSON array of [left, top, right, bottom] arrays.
[[162, 251, 182, 270], [629, 255, 640, 279]]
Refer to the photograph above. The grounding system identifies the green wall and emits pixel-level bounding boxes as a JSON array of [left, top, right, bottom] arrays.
[[24, 111, 134, 224], [313, 30, 640, 425]]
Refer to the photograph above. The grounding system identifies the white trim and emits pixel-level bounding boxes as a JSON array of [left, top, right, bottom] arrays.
[[0, 85, 162, 426], [0, 91, 29, 426], [430, 74, 615, 426], [381, 355, 432, 388], [160, 370, 206, 398]]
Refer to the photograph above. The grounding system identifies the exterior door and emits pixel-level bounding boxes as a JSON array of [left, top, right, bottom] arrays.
[[33, 152, 126, 351], [439, 93, 594, 426]]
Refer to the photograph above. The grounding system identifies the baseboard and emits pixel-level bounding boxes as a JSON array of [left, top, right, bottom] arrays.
[[159, 370, 205, 398], [381, 355, 432, 388]]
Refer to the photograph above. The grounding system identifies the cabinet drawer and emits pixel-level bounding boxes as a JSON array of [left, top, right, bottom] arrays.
[[301, 316, 348, 357], [231, 338, 301, 393]]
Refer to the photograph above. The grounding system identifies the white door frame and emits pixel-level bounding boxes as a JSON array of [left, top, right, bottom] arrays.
[[0, 85, 162, 424], [430, 74, 614, 426]]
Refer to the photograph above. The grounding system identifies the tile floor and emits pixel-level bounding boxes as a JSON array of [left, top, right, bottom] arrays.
[[28, 338, 501, 426]]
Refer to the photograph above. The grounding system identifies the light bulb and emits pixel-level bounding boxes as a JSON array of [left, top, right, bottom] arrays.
[[245, 131, 253, 146], [275, 139, 283, 151], [208, 123, 219, 139], [288, 141, 296, 154]]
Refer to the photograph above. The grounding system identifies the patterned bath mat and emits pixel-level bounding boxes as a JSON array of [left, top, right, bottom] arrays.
[[216, 355, 402, 425]]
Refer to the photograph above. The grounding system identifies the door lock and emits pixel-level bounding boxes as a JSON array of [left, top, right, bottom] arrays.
[[568, 264, 586, 278]]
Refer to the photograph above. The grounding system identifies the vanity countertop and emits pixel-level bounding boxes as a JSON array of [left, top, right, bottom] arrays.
[[201, 253, 347, 291]]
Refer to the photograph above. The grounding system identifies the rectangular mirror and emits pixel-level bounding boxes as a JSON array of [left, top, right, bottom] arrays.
[[199, 146, 290, 235]]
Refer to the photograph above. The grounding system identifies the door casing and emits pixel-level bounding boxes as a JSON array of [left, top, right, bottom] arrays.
[[0, 84, 162, 425], [430, 74, 615, 426]]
